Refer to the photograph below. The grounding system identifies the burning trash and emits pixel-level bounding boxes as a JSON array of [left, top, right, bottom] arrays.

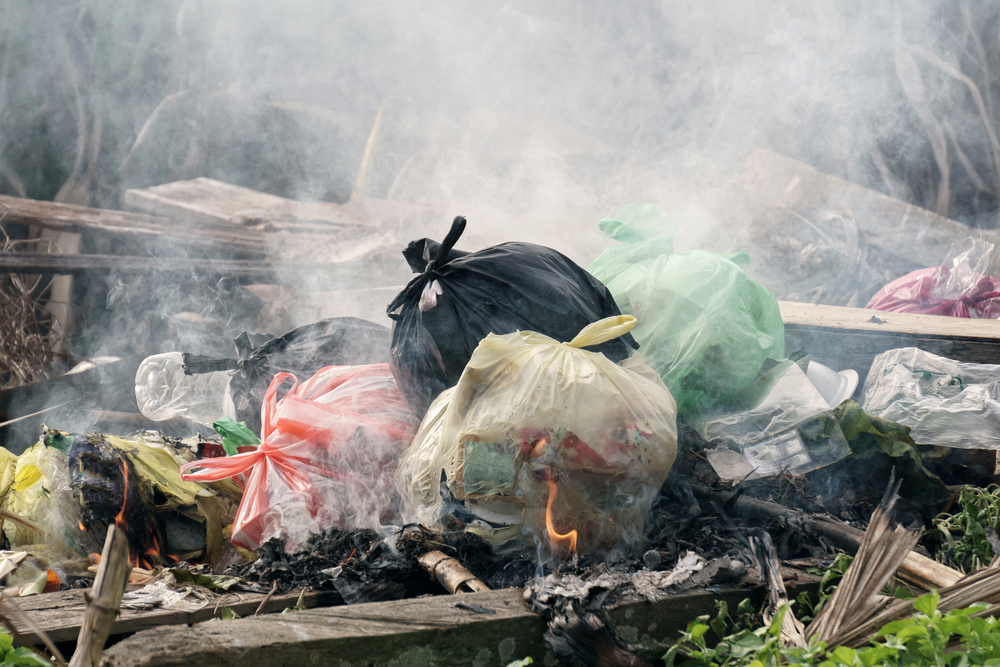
[[397, 315, 678, 557], [180, 363, 419, 550]]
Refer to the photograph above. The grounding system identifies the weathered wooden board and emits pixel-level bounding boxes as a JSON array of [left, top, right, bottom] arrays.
[[779, 300, 1000, 392], [742, 149, 1000, 271], [100, 583, 816, 667], [8, 587, 337, 647], [0, 196, 266, 257], [124, 177, 440, 233], [0, 251, 369, 282]]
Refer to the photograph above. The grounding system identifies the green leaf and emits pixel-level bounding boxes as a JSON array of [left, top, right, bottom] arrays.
[[0, 632, 12, 655], [282, 587, 309, 613], [710, 600, 730, 640], [213, 417, 259, 456], [829, 645, 858, 664], [504, 659, 533, 667], [1, 647, 52, 666], [218, 605, 240, 620], [913, 591, 940, 617]]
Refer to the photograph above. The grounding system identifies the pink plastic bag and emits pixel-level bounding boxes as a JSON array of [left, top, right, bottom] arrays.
[[180, 363, 419, 550], [866, 239, 1000, 318]]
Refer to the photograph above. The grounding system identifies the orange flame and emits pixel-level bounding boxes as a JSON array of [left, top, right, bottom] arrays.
[[78, 521, 87, 532], [545, 477, 577, 557], [114, 459, 164, 569]]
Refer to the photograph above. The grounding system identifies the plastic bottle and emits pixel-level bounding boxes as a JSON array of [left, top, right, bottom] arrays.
[[135, 352, 236, 426]]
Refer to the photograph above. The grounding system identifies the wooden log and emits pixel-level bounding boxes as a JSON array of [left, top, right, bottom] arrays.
[[9, 587, 338, 647], [99, 582, 817, 667], [779, 300, 1000, 391], [70, 525, 131, 667], [0, 195, 266, 257]]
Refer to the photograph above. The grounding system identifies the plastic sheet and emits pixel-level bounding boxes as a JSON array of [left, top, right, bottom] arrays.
[[181, 363, 419, 550], [862, 347, 1000, 450], [588, 203, 785, 415], [386, 217, 636, 417], [693, 361, 851, 481], [865, 238, 1000, 318], [396, 315, 677, 556]]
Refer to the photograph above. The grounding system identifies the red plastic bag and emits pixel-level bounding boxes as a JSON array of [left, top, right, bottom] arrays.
[[866, 239, 1000, 318], [180, 363, 419, 550]]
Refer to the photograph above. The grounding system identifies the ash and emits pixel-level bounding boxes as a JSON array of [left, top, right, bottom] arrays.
[[233, 524, 534, 602]]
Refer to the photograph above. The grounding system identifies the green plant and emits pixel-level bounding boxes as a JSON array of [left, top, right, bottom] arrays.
[[663, 591, 1000, 667], [0, 631, 52, 666], [935, 484, 1000, 572]]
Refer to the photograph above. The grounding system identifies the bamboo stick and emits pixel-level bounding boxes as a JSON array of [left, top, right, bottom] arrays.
[[70, 525, 131, 667], [418, 551, 490, 594]]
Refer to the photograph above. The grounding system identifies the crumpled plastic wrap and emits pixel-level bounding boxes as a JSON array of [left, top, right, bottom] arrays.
[[692, 361, 851, 481], [862, 347, 1000, 449], [396, 315, 678, 556], [2, 443, 81, 554], [866, 238, 1000, 318]]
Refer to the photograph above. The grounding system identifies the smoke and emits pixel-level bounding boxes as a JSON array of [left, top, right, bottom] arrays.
[[2, 0, 1000, 450]]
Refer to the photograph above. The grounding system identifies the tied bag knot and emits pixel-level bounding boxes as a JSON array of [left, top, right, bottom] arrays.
[[387, 216, 467, 321]]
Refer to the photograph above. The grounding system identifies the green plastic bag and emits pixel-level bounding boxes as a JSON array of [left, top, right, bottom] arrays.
[[588, 203, 785, 414]]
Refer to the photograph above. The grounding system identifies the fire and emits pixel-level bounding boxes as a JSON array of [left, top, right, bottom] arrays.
[[78, 521, 87, 532], [114, 459, 165, 569], [545, 476, 577, 557]]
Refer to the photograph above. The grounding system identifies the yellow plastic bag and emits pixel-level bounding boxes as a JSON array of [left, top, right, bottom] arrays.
[[398, 315, 677, 556]]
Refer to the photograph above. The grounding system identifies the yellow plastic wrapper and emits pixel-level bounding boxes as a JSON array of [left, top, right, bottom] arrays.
[[397, 315, 678, 556]]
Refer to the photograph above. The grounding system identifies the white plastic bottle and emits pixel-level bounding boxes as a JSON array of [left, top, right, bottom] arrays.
[[135, 352, 236, 426]]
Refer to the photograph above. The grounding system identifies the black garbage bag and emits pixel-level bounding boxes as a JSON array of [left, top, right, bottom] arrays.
[[184, 317, 391, 435], [386, 216, 637, 417]]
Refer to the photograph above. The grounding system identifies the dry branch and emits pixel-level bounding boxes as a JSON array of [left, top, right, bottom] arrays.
[[692, 484, 962, 591], [751, 531, 806, 647], [805, 474, 919, 645]]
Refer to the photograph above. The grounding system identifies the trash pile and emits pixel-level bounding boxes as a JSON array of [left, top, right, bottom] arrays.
[[10, 197, 1000, 665]]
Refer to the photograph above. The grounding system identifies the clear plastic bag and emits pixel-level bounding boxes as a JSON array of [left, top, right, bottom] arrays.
[[588, 203, 785, 415], [691, 361, 851, 481], [181, 363, 420, 550], [396, 315, 678, 557], [862, 347, 1000, 449], [865, 238, 1000, 318]]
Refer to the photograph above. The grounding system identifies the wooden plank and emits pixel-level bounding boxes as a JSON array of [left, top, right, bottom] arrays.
[[0, 195, 266, 257], [124, 178, 306, 228], [779, 300, 1000, 391], [780, 300, 1000, 339], [99, 583, 817, 667], [742, 149, 1000, 271], [9, 587, 338, 646], [0, 252, 357, 281], [125, 178, 442, 233]]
